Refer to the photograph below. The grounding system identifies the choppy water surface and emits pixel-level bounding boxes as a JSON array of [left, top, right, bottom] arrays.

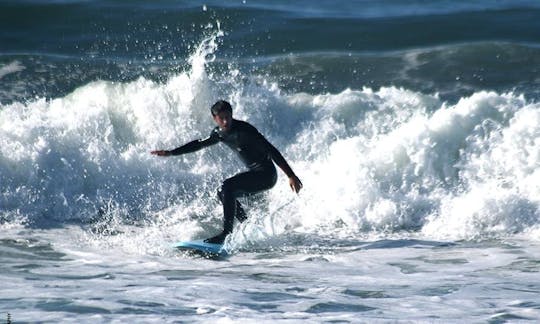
[[2, 228, 540, 322]]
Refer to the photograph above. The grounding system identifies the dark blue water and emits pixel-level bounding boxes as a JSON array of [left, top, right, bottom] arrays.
[[2, 0, 540, 104]]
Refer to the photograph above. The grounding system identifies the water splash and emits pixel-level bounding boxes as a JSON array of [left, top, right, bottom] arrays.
[[1, 27, 540, 248]]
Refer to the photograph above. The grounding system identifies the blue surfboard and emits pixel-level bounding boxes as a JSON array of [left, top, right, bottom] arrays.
[[173, 239, 228, 257]]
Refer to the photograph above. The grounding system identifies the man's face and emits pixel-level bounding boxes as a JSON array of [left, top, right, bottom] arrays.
[[213, 110, 233, 132]]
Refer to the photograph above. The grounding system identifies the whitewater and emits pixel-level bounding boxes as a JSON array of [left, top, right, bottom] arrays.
[[2, 22, 540, 324]]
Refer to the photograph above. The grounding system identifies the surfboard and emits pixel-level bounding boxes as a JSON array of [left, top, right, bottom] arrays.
[[173, 239, 228, 258]]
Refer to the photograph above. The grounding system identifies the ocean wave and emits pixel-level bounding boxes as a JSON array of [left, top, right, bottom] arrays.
[[1, 30, 539, 242]]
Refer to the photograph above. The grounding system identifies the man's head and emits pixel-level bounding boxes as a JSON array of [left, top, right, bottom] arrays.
[[211, 100, 232, 117], [211, 100, 233, 132]]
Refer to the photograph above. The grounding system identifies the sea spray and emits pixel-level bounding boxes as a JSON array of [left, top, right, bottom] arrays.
[[423, 99, 540, 239], [0, 27, 226, 227], [1, 32, 540, 250], [271, 89, 539, 241]]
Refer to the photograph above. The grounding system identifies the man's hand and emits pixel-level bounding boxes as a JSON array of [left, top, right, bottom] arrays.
[[289, 175, 303, 194], [150, 150, 169, 156]]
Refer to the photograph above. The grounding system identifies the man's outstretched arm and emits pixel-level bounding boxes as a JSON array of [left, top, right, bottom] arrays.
[[151, 136, 218, 157]]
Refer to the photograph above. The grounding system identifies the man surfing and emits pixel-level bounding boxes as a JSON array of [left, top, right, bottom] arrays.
[[151, 100, 303, 244]]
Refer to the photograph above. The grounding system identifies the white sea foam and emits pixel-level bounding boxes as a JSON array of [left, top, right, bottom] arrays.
[[1, 31, 539, 247]]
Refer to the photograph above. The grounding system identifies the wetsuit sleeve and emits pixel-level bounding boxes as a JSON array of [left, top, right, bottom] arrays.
[[168, 130, 220, 156], [262, 137, 296, 178]]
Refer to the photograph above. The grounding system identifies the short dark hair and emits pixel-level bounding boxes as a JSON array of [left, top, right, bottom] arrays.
[[211, 100, 232, 116]]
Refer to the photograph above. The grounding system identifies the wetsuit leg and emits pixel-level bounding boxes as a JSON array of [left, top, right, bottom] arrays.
[[205, 168, 277, 244], [217, 188, 247, 223]]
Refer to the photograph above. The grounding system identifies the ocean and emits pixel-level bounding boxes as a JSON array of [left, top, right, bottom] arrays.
[[1, 0, 540, 322]]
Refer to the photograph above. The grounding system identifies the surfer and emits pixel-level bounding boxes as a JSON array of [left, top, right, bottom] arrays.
[[151, 100, 303, 244]]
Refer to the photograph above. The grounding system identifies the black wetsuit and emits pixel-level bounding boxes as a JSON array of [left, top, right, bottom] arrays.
[[168, 119, 295, 241]]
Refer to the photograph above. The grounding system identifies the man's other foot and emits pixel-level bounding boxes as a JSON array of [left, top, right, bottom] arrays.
[[204, 232, 227, 244]]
